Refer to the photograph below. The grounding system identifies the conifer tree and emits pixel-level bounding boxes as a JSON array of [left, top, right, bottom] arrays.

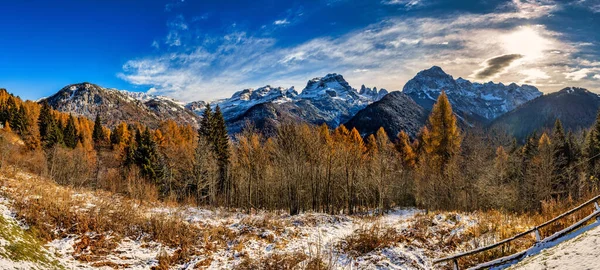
[[198, 103, 213, 140], [366, 134, 378, 156], [552, 119, 570, 197], [212, 105, 230, 193], [395, 131, 416, 168], [92, 114, 104, 148], [422, 91, 461, 169], [38, 101, 62, 149], [38, 101, 53, 140], [135, 128, 163, 181], [63, 114, 78, 149], [586, 111, 600, 184]]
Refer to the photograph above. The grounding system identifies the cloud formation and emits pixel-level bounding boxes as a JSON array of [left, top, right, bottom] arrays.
[[119, 0, 599, 102], [474, 54, 524, 79]]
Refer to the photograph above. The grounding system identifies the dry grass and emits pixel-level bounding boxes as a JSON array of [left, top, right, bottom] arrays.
[[235, 251, 310, 270], [336, 223, 402, 258], [0, 169, 238, 268]]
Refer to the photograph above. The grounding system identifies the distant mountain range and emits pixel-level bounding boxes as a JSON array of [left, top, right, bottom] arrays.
[[37, 67, 600, 141]]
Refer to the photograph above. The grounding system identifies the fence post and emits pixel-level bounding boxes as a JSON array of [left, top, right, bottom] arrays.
[[534, 228, 541, 243], [453, 259, 459, 270]]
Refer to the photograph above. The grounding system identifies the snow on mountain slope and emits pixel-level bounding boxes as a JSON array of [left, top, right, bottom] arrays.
[[43, 83, 199, 128], [210, 85, 298, 121], [196, 74, 389, 133], [403, 66, 542, 122]]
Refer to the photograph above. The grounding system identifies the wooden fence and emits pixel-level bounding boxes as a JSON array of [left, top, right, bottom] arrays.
[[432, 194, 600, 270]]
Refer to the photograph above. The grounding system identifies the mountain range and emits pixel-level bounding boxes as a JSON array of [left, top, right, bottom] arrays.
[[38, 67, 599, 140]]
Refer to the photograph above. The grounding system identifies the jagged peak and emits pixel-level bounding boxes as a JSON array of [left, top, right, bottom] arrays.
[[416, 66, 450, 78]]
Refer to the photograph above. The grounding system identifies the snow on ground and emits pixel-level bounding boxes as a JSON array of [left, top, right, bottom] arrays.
[[0, 170, 488, 269], [509, 222, 600, 270], [0, 197, 63, 269]]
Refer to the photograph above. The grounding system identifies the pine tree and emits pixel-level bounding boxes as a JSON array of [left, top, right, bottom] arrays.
[[212, 105, 230, 193], [135, 128, 163, 181], [63, 114, 78, 149], [198, 103, 213, 140], [92, 114, 104, 148], [586, 110, 600, 185], [552, 119, 570, 197], [38, 101, 62, 149]]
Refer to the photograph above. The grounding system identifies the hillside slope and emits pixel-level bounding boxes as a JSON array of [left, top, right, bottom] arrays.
[[344, 91, 428, 138], [490, 87, 600, 140], [43, 83, 199, 128]]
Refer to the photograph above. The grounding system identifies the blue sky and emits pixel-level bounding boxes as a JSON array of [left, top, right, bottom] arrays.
[[1, 0, 600, 102]]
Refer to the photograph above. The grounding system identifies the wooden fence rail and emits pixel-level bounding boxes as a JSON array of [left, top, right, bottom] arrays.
[[432, 194, 600, 270]]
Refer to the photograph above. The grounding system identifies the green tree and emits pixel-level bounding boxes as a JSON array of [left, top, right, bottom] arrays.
[[212, 105, 230, 194], [38, 101, 62, 149], [63, 114, 78, 149], [134, 128, 163, 181], [198, 103, 213, 140], [92, 114, 104, 148]]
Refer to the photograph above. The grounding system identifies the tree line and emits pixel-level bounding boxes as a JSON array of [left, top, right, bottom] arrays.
[[1, 88, 600, 215]]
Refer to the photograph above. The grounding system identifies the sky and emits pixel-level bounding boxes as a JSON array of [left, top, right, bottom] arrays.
[[1, 0, 600, 102]]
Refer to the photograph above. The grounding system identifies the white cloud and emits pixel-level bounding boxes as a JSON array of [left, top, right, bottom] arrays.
[[273, 19, 290, 25], [519, 68, 551, 84], [564, 68, 590, 81], [120, 0, 600, 101]]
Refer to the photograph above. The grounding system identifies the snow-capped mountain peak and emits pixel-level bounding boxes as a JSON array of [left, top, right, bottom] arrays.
[[403, 66, 542, 121], [207, 85, 298, 121], [299, 73, 361, 101]]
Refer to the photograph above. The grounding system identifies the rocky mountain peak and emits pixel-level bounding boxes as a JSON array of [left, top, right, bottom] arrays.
[[403, 66, 542, 122], [44, 83, 199, 128], [300, 73, 358, 100]]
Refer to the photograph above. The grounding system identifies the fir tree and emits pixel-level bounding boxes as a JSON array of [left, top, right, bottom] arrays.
[[198, 103, 213, 140], [63, 114, 78, 149], [212, 105, 230, 193], [38, 101, 62, 149], [586, 111, 600, 183], [135, 128, 163, 181], [92, 114, 104, 147], [552, 119, 571, 197], [38, 101, 53, 141]]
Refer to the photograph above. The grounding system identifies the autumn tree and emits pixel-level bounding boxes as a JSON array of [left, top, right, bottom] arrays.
[[415, 91, 462, 210]]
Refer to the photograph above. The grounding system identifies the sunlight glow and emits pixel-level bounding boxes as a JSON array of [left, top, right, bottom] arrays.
[[501, 26, 552, 59]]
